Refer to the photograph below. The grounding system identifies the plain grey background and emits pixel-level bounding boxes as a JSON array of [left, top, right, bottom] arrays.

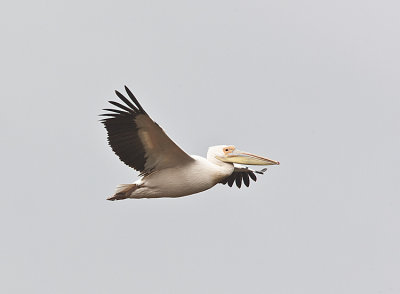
[[1, 0, 399, 293]]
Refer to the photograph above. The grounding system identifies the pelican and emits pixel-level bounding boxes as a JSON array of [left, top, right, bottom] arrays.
[[100, 86, 279, 200]]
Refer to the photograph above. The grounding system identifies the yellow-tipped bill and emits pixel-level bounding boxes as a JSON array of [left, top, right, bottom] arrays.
[[218, 150, 280, 166]]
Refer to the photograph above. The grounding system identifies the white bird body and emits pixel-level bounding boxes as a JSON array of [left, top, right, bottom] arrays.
[[125, 155, 234, 198], [101, 86, 279, 200]]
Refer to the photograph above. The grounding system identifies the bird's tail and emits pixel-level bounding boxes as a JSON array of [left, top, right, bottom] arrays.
[[107, 184, 139, 201]]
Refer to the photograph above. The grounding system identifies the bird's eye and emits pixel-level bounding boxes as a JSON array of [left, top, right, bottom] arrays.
[[224, 148, 229, 152]]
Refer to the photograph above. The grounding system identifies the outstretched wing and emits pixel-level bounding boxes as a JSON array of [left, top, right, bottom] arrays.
[[220, 167, 268, 188], [100, 86, 194, 175]]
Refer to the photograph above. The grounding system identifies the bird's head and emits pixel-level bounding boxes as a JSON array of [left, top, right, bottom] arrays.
[[207, 145, 280, 166]]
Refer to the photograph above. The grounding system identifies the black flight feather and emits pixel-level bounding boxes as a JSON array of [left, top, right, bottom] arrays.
[[220, 168, 264, 189], [115, 90, 140, 112], [100, 87, 148, 172]]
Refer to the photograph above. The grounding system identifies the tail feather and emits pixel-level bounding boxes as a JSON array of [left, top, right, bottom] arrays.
[[107, 184, 139, 201]]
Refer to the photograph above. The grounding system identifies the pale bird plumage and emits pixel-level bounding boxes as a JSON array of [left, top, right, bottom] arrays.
[[100, 86, 279, 200]]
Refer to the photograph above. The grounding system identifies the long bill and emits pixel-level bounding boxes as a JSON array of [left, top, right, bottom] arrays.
[[218, 150, 280, 166]]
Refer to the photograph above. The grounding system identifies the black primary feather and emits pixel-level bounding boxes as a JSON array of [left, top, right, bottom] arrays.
[[219, 167, 266, 189], [115, 90, 139, 112], [242, 173, 250, 187], [100, 87, 148, 172], [235, 173, 242, 188]]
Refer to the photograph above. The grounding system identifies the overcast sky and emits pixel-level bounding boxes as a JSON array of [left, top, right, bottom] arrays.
[[1, 0, 400, 293]]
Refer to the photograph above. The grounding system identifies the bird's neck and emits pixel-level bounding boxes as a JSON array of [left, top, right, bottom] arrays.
[[206, 155, 234, 178]]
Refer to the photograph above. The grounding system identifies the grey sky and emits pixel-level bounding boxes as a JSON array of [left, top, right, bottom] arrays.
[[1, 0, 399, 293]]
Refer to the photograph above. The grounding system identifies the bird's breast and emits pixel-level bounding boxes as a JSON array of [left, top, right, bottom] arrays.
[[140, 158, 231, 198]]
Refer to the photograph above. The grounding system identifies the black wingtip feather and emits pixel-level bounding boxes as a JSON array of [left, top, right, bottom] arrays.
[[108, 101, 135, 114], [227, 176, 235, 187], [99, 113, 119, 117], [235, 173, 242, 188], [102, 108, 130, 115], [99, 87, 149, 171], [219, 167, 266, 189], [249, 172, 257, 182], [115, 90, 139, 112], [255, 168, 268, 175], [124, 86, 146, 114], [242, 173, 250, 187], [101, 87, 147, 120]]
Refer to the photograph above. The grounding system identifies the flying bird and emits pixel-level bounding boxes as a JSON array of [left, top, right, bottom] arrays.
[[100, 86, 279, 200]]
